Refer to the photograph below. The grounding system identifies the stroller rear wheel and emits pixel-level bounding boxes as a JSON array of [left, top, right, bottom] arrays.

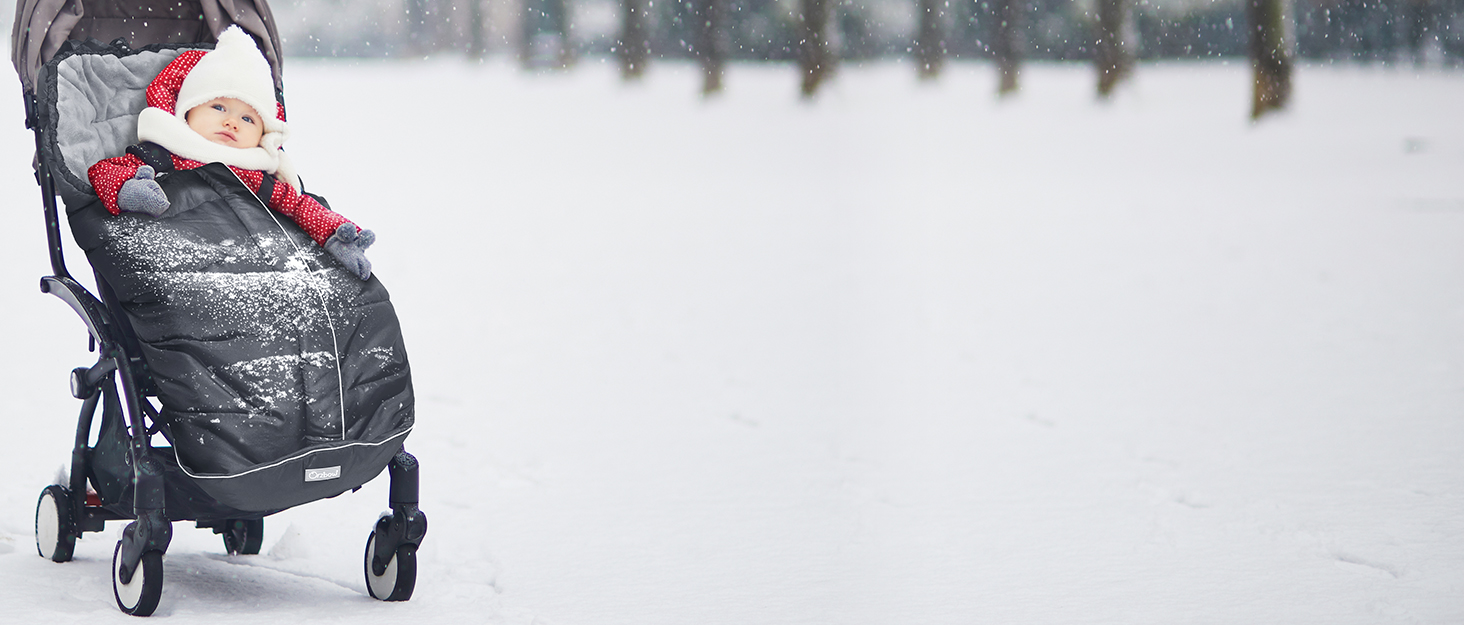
[[220, 519, 265, 555], [112, 542, 164, 616], [35, 485, 76, 563], [364, 530, 417, 601]]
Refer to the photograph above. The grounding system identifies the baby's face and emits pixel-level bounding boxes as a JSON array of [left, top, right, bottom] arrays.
[[186, 97, 264, 149]]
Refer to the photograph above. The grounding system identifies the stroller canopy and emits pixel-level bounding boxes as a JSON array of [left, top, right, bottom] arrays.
[[10, 0, 283, 93]]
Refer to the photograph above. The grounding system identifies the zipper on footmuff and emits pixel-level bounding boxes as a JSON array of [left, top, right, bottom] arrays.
[[228, 169, 348, 444]]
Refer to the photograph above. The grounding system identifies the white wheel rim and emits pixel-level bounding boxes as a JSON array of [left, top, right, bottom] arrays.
[[35, 492, 60, 559], [366, 537, 399, 599], [114, 545, 144, 609]]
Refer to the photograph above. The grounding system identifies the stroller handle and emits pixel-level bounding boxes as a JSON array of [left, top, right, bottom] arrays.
[[26, 92, 72, 282]]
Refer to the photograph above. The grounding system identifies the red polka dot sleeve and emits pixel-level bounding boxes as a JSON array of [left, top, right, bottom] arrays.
[[87, 153, 148, 216], [90, 147, 356, 247], [256, 172, 354, 246]]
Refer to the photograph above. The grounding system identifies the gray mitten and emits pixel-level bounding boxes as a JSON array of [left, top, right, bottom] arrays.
[[324, 222, 375, 280], [117, 165, 170, 216]]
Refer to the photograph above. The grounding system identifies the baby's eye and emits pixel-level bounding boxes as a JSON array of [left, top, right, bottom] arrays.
[[212, 103, 226, 111], [242, 115, 255, 124]]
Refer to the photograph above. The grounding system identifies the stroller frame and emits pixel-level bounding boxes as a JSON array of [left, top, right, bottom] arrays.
[[16, 4, 426, 616]]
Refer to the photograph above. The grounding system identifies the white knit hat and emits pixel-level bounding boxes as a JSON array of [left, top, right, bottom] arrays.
[[173, 26, 285, 143], [136, 25, 301, 191]]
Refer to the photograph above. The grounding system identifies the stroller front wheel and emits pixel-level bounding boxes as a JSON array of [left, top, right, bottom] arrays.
[[113, 542, 164, 616], [364, 530, 417, 601], [35, 485, 77, 562]]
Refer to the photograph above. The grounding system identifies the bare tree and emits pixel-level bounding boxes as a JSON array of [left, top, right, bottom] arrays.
[[405, 0, 433, 56], [698, 0, 729, 93], [1094, 0, 1133, 97], [519, 0, 574, 68], [551, 0, 575, 67], [620, 0, 651, 78], [517, 0, 536, 63], [915, 0, 946, 79], [1247, 0, 1292, 118], [799, 0, 834, 97], [992, 0, 1023, 95], [1404, 0, 1434, 66], [468, 0, 489, 60]]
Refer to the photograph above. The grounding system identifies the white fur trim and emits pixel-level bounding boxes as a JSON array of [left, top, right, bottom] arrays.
[[137, 107, 303, 191], [274, 151, 301, 194]]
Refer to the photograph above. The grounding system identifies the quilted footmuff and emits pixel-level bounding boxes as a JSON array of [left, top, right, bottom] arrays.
[[68, 162, 414, 512]]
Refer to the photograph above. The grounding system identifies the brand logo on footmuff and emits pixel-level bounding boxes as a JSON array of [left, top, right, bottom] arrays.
[[305, 466, 342, 482]]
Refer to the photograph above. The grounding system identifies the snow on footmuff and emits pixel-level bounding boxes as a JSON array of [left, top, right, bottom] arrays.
[[68, 163, 413, 512]]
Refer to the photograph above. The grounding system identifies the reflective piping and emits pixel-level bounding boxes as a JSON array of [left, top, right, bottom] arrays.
[[172, 427, 411, 481], [229, 169, 348, 439]]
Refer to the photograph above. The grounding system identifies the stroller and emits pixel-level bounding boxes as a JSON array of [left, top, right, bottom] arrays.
[[12, 0, 427, 616]]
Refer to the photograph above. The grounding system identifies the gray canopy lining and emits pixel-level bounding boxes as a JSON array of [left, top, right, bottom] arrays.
[[11, 0, 283, 93]]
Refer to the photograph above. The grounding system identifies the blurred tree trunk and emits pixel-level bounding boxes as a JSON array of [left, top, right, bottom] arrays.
[[915, 0, 946, 79], [620, 0, 651, 79], [548, 0, 574, 67], [521, 0, 574, 69], [992, 0, 1022, 95], [405, 0, 432, 56], [468, 0, 489, 60], [517, 0, 534, 63], [798, 0, 833, 97], [698, 0, 728, 94], [1247, 0, 1292, 119], [1404, 0, 1430, 66], [1094, 0, 1133, 97]]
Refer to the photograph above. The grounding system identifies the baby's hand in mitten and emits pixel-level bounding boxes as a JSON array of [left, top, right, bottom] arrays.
[[324, 223, 375, 280], [117, 165, 170, 216]]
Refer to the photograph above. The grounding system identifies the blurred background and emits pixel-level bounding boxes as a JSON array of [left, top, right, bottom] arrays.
[[253, 0, 1464, 116], [3, 0, 1462, 622], [270, 0, 1464, 67]]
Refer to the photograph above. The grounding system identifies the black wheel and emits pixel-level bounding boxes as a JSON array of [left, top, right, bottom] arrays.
[[364, 530, 417, 601], [35, 485, 76, 563], [220, 519, 264, 555], [112, 542, 164, 616]]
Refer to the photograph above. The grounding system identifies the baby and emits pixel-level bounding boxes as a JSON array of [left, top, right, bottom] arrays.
[[88, 26, 374, 279]]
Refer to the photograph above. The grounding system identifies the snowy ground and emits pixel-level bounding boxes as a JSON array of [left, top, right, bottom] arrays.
[[1, 58, 1462, 624]]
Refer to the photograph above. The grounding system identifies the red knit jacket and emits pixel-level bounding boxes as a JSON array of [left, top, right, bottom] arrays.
[[88, 152, 352, 247]]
